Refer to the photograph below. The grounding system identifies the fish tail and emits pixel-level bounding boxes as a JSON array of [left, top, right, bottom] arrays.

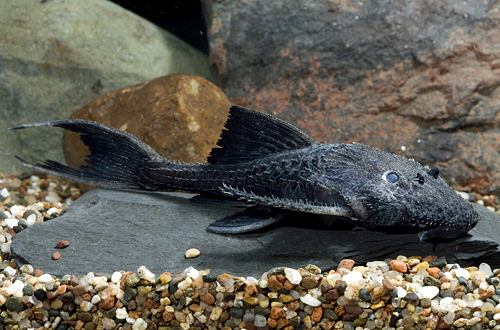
[[9, 120, 165, 190]]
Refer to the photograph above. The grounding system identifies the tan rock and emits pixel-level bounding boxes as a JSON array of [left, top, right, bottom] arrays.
[[63, 74, 231, 172]]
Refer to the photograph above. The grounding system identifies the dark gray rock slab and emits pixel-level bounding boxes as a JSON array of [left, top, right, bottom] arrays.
[[12, 189, 500, 278], [204, 0, 500, 195]]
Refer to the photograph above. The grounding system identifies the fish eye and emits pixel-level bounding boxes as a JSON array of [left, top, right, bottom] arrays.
[[384, 171, 399, 183]]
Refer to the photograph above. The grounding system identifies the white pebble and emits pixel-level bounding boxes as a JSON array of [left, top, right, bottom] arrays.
[[46, 207, 59, 215], [284, 268, 302, 285], [5, 218, 19, 228], [493, 313, 500, 321], [1, 242, 11, 254], [6, 280, 24, 295], [111, 272, 122, 283], [80, 301, 94, 312], [453, 268, 471, 280], [116, 307, 128, 319], [184, 266, 199, 279], [419, 286, 440, 299], [0, 188, 10, 198], [132, 318, 147, 330], [479, 263, 493, 276], [439, 297, 457, 312], [10, 205, 25, 216], [457, 191, 470, 200], [300, 293, 322, 307], [37, 274, 54, 283], [3, 266, 17, 276], [366, 260, 388, 268], [342, 270, 363, 284], [91, 295, 101, 304], [137, 265, 156, 283], [26, 214, 37, 225], [397, 286, 408, 298]]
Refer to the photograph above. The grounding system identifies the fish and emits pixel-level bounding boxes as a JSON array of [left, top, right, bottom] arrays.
[[10, 105, 480, 240]]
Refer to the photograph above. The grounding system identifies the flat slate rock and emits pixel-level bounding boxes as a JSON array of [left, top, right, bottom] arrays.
[[12, 189, 500, 278]]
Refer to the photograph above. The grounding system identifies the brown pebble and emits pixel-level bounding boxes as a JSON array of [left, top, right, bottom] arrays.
[[267, 319, 278, 328], [245, 323, 256, 330], [72, 284, 88, 296], [390, 259, 407, 273], [301, 276, 319, 289], [56, 240, 70, 248], [52, 251, 61, 260], [382, 279, 395, 291], [268, 275, 283, 291], [270, 306, 285, 319], [35, 269, 44, 277], [162, 311, 174, 322], [337, 259, 355, 271], [325, 288, 340, 301], [277, 318, 290, 329], [200, 292, 215, 305], [98, 296, 116, 310], [371, 286, 388, 298], [283, 279, 294, 291], [311, 306, 323, 322]]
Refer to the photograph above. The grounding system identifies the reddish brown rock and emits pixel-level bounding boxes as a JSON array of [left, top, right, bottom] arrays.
[[63, 73, 231, 173], [205, 0, 500, 194], [56, 240, 70, 249]]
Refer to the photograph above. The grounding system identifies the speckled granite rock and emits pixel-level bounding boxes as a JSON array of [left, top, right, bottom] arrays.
[[204, 0, 500, 194], [11, 189, 500, 277], [2, 0, 212, 174], [63, 74, 230, 168]]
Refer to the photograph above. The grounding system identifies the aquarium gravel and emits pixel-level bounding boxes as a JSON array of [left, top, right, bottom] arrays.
[[2, 173, 500, 330]]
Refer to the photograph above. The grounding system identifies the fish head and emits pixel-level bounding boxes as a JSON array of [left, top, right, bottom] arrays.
[[314, 143, 480, 239]]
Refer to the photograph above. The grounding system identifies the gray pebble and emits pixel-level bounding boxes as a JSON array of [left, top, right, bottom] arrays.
[[18, 219, 28, 228], [45, 282, 55, 291], [125, 273, 141, 287], [440, 289, 455, 298], [323, 308, 338, 321], [22, 209, 38, 220], [420, 298, 431, 308], [428, 257, 447, 268], [423, 275, 441, 287], [22, 284, 34, 296], [360, 288, 373, 302], [225, 317, 241, 328], [254, 314, 267, 327], [243, 310, 254, 323], [123, 287, 137, 301], [254, 305, 270, 315], [5, 297, 23, 312], [229, 307, 245, 318]]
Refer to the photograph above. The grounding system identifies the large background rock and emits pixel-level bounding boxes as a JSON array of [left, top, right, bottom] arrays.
[[204, 0, 500, 194], [2, 0, 212, 174], [11, 189, 500, 278], [63, 74, 230, 168]]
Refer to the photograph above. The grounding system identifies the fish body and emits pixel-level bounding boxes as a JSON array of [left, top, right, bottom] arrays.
[[10, 106, 480, 239]]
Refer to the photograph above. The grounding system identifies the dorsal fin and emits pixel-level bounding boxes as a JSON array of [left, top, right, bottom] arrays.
[[207, 106, 315, 165]]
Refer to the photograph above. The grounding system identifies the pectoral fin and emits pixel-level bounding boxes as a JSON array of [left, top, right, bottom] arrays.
[[206, 207, 286, 234], [220, 184, 353, 217]]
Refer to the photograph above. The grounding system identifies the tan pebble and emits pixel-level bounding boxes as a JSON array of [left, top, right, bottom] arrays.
[[407, 258, 421, 266], [413, 261, 429, 272], [160, 273, 172, 284], [371, 300, 385, 310], [56, 240, 70, 248], [243, 296, 259, 306], [185, 248, 200, 258], [52, 252, 61, 260]]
